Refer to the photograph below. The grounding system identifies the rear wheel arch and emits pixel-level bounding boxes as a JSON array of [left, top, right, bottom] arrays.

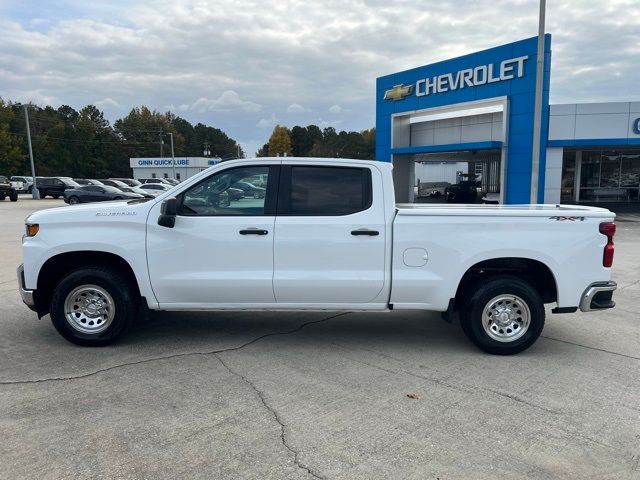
[[36, 251, 141, 315], [454, 257, 558, 308]]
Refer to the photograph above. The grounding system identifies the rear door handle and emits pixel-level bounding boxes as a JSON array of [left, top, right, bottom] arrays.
[[239, 229, 268, 235], [351, 229, 379, 236]]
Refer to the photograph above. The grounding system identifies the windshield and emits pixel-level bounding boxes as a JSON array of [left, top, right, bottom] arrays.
[[61, 178, 80, 186], [0, 176, 7, 182], [102, 185, 122, 193]]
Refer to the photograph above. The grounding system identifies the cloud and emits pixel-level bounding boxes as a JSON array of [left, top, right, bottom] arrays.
[[286, 103, 309, 113], [0, 0, 638, 150], [256, 113, 279, 129], [186, 91, 262, 113], [94, 97, 122, 109]]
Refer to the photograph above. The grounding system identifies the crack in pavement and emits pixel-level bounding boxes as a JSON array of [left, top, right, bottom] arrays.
[[0, 312, 351, 385], [618, 278, 640, 292], [330, 342, 562, 415], [540, 335, 640, 361], [214, 353, 324, 480]]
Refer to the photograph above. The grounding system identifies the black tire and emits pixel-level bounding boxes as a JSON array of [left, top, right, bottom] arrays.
[[39, 189, 46, 198], [50, 267, 138, 346], [9, 190, 18, 202], [27, 185, 32, 194], [68, 196, 80, 205], [52, 195, 60, 199], [0, 194, 5, 201], [460, 276, 545, 355]]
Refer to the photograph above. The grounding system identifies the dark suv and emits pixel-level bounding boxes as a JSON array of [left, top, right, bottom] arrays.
[[37, 177, 80, 199], [0, 176, 18, 202]]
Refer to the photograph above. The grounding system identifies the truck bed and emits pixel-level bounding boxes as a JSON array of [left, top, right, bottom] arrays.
[[396, 203, 614, 218]]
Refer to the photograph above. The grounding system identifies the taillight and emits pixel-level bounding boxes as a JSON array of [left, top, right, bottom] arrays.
[[599, 222, 615, 267]]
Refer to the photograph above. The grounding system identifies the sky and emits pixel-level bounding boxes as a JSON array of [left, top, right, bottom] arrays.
[[1, 0, 639, 156]]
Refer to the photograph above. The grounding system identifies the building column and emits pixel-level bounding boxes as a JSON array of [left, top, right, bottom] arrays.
[[543, 147, 563, 203]]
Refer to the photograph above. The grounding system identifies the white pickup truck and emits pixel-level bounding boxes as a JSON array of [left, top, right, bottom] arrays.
[[18, 158, 617, 354]]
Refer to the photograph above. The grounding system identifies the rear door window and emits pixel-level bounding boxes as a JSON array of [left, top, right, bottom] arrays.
[[279, 166, 372, 215]]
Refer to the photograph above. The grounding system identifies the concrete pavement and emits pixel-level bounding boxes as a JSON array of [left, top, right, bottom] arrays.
[[1, 198, 639, 479]]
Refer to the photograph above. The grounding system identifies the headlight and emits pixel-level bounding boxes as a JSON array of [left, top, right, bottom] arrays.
[[25, 224, 39, 237]]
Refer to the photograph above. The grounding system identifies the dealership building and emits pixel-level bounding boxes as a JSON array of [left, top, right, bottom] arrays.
[[130, 157, 220, 181], [376, 35, 640, 204]]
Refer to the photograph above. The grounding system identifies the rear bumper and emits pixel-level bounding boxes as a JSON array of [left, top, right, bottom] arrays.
[[579, 281, 617, 312], [17, 264, 37, 311]]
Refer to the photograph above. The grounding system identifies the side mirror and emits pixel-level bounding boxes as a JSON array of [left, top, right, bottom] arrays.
[[158, 197, 178, 228]]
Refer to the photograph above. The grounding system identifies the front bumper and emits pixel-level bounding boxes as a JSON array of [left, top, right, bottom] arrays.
[[579, 281, 617, 312], [17, 264, 37, 311]]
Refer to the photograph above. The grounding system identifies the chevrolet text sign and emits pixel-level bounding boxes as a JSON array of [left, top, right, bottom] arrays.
[[416, 56, 528, 97]]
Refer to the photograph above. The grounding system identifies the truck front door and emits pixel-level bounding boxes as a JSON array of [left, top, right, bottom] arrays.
[[146, 164, 279, 307]]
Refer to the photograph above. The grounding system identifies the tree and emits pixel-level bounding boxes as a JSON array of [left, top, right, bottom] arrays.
[[256, 143, 269, 157], [268, 125, 292, 157], [0, 100, 25, 174]]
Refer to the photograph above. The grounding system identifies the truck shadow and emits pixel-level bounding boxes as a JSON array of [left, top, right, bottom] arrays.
[[122, 309, 472, 354]]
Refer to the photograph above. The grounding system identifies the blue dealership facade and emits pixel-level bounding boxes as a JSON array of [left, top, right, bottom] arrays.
[[376, 36, 640, 205]]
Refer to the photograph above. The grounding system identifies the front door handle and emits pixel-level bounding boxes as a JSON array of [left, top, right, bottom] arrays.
[[351, 229, 379, 236], [239, 229, 268, 235]]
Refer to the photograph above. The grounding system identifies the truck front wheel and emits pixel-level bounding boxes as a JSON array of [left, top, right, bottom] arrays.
[[50, 267, 137, 346], [460, 276, 545, 355]]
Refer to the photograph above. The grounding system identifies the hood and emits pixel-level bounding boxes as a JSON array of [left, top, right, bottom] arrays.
[[26, 198, 157, 224]]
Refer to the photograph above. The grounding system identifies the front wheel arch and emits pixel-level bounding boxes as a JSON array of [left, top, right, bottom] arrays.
[[36, 251, 141, 317]]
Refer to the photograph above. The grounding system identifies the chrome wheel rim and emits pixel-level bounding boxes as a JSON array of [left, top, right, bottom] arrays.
[[64, 285, 115, 334], [482, 294, 530, 342]]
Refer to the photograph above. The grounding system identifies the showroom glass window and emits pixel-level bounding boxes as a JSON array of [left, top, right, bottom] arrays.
[[560, 151, 576, 203], [579, 149, 640, 202], [285, 166, 372, 215], [178, 166, 270, 216]]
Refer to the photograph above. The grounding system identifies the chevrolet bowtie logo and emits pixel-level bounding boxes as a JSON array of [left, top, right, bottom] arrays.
[[383, 84, 413, 101]]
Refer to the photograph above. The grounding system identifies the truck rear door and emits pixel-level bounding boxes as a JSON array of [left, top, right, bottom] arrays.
[[273, 163, 387, 306]]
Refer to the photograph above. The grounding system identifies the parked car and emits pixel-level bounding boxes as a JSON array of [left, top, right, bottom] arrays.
[[227, 187, 244, 201], [232, 180, 266, 198], [18, 158, 617, 355], [10, 176, 33, 193], [118, 186, 155, 198], [98, 179, 129, 189], [109, 178, 142, 187], [0, 175, 18, 201], [140, 183, 172, 193], [139, 178, 173, 185], [63, 185, 144, 204], [74, 179, 104, 186], [37, 177, 80, 199]]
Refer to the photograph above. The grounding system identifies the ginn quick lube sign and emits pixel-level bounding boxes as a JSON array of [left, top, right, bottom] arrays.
[[416, 55, 529, 96]]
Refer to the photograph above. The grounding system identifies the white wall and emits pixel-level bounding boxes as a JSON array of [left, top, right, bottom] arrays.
[[410, 112, 503, 146], [549, 102, 640, 141], [415, 162, 468, 185]]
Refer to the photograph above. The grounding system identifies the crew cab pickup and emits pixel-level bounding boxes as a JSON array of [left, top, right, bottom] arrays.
[[18, 158, 617, 354]]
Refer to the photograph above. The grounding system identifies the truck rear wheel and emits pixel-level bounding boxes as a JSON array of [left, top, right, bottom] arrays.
[[50, 267, 137, 346], [9, 190, 18, 202], [460, 276, 545, 355]]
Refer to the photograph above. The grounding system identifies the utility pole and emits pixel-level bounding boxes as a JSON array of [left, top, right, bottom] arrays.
[[530, 0, 546, 204], [23, 105, 39, 199], [159, 128, 164, 158], [168, 133, 176, 180]]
